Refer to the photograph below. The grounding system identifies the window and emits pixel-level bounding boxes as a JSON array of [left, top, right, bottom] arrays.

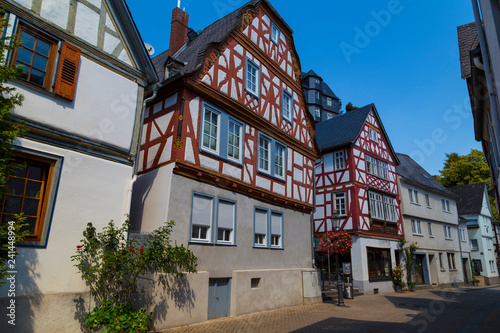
[[334, 192, 346, 216], [471, 239, 479, 251], [447, 253, 456, 270], [425, 194, 431, 207], [327, 97, 332, 106], [383, 196, 397, 222], [378, 160, 388, 180], [369, 127, 378, 142], [441, 199, 450, 212], [411, 220, 422, 235], [473, 259, 483, 274], [459, 228, 466, 241], [0, 153, 59, 243], [245, 58, 259, 97], [334, 151, 345, 170], [271, 22, 279, 44], [490, 260, 496, 272], [409, 189, 419, 204], [258, 133, 286, 180], [216, 199, 236, 244], [254, 208, 268, 247], [270, 212, 283, 248], [369, 192, 384, 220], [367, 247, 391, 281], [282, 90, 293, 122], [12, 24, 80, 100], [439, 253, 443, 269], [327, 113, 333, 120], [190, 193, 214, 242], [443, 225, 452, 239], [428, 223, 433, 237], [366, 155, 378, 176], [315, 91, 320, 100], [487, 238, 493, 251], [315, 78, 320, 85], [315, 107, 320, 119], [200, 103, 244, 164]]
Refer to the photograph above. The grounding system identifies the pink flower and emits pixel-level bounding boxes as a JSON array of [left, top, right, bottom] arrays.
[[129, 247, 134, 251]]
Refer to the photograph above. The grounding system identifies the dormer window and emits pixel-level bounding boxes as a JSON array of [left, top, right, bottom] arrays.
[[165, 65, 173, 79]]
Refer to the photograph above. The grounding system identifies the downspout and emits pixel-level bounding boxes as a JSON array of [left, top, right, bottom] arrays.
[[311, 157, 324, 268], [457, 223, 467, 287], [126, 81, 164, 219]]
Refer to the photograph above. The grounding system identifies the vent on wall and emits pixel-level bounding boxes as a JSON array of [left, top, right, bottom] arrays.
[[251, 278, 261, 289]]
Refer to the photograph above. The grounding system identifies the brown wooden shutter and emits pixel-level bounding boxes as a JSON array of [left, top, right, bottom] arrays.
[[54, 42, 81, 101]]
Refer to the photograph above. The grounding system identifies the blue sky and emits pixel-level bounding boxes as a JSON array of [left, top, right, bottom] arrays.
[[127, 0, 481, 175]]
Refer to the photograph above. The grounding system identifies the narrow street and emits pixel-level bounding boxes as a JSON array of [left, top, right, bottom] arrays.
[[157, 286, 500, 333]]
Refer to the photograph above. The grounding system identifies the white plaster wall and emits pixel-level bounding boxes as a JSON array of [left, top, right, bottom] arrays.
[[10, 57, 139, 150], [351, 236, 399, 294], [402, 217, 462, 252], [0, 138, 134, 296]]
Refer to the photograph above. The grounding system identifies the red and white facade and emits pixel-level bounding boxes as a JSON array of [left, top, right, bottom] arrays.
[[314, 105, 403, 294]]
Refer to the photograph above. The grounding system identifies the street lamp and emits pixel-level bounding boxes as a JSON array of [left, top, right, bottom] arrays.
[[330, 212, 345, 307]]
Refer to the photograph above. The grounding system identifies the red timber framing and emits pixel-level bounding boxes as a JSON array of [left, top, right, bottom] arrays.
[[138, 1, 318, 212], [313, 107, 403, 238]]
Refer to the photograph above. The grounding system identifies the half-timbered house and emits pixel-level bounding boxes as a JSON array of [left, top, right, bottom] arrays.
[[130, 0, 320, 328], [0, 0, 156, 331], [314, 104, 402, 294]]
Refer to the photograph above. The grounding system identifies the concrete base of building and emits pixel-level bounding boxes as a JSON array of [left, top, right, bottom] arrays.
[[303, 296, 323, 305], [484, 275, 500, 285]]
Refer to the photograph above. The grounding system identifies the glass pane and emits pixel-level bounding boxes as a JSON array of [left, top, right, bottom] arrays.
[[23, 198, 40, 216], [25, 181, 41, 198], [35, 39, 50, 56], [1, 215, 16, 226], [32, 54, 48, 71], [20, 31, 36, 49], [228, 145, 233, 157], [218, 229, 224, 241], [3, 196, 22, 214], [17, 47, 33, 65], [29, 68, 45, 86], [16, 62, 29, 80], [200, 226, 207, 239], [12, 162, 27, 178], [28, 165, 43, 181], [202, 135, 209, 148], [7, 178, 25, 195], [21, 216, 37, 235]]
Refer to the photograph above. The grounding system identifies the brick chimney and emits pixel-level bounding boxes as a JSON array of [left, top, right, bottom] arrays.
[[169, 6, 189, 57]]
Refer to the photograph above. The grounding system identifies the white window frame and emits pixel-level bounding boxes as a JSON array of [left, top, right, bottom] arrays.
[[227, 119, 243, 163], [270, 211, 283, 249], [334, 192, 347, 216], [487, 238, 493, 250], [366, 155, 378, 176], [441, 199, 450, 212], [254, 207, 268, 247], [274, 142, 286, 180], [315, 107, 320, 119], [258, 134, 271, 174], [258, 133, 287, 180], [369, 192, 384, 220], [271, 22, 280, 44], [447, 253, 456, 270], [327, 97, 332, 106], [471, 239, 479, 251], [190, 192, 215, 243], [383, 196, 397, 222], [245, 58, 260, 98], [282, 89, 293, 122], [428, 223, 433, 237], [490, 260, 496, 272], [334, 150, 345, 170], [201, 105, 221, 154], [459, 228, 466, 242], [378, 160, 388, 180], [216, 198, 236, 245], [411, 219, 422, 235], [425, 194, 431, 207], [369, 127, 378, 142], [444, 225, 452, 240], [409, 189, 419, 204]]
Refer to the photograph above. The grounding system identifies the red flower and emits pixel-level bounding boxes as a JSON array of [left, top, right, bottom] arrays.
[[129, 247, 134, 251], [140, 248, 144, 253], [76, 245, 82, 249], [195, 264, 197, 267]]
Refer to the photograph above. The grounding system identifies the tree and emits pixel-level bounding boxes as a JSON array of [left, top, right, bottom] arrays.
[[345, 102, 358, 112], [436, 149, 497, 219], [0, 16, 28, 288]]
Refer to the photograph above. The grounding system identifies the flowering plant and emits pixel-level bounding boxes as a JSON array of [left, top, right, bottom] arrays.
[[393, 265, 406, 287], [318, 231, 353, 255]]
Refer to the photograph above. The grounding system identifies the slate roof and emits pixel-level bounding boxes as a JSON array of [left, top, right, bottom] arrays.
[[448, 183, 487, 215], [152, 0, 291, 83], [396, 153, 457, 198], [301, 70, 339, 100], [457, 22, 479, 79], [315, 104, 371, 151]]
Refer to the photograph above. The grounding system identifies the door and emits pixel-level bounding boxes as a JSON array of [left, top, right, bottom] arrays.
[[429, 255, 438, 285], [208, 278, 231, 319], [415, 254, 429, 285]]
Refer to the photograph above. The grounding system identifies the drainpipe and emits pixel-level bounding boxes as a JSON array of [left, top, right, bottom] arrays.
[[311, 157, 324, 268], [457, 223, 467, 287]]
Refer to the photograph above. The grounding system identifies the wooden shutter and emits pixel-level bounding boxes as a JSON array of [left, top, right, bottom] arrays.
[[54, 42, 80, 101]]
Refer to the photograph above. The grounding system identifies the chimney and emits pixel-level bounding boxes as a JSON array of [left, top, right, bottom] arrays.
[[169, 4, 189, 57]]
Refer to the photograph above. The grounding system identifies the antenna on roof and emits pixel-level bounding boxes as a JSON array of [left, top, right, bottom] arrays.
[[177, 0, 181, 8]]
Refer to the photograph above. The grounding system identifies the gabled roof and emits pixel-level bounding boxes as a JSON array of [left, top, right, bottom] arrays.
[[448, 182, 488, 215], [457, 22, 479, 79], [396, 153, 457, 198], [153, 0, 291, 83]]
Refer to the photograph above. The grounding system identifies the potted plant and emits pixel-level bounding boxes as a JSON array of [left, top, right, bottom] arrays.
[[392, 265, 406, 292], [408, 280, 416, 292]]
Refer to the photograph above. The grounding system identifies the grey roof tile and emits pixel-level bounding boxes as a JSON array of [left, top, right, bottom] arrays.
[[449, 183, 487, 215], [457, 22, 479, 79], [396, 153, 457, 198]]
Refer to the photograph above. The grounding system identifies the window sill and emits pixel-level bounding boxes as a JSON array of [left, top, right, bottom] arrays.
[[199, 149, 244, 168], [256, 169, 286, 183], [245, 88, 259, 100], [413, 234, 424, 237], [189, 240, 213, 245], [215, 242, 237, 246], [426, 206, 432, 209], [270, 246, 284, 250], [429, 236, 435, 238], [410, 202, 421, 206], [440, 269, 446, 272], [445, 238, 453, 241], [253, 245, 268, 249], [449, 269, 458, 271]]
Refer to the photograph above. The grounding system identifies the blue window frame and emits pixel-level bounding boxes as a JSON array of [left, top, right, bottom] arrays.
[[270, 211, 283, 249], [245, 58, 260, 98], [271, 22, 280, 44], [282, 89, 293, 122], [190, 192, 215, 243], [257, 133, 286, 180], [200, 102, 244, 165], [216, 198, 237, 245]]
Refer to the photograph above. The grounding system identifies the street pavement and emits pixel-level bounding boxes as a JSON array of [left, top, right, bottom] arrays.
[[156, 285, 500, 333]]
